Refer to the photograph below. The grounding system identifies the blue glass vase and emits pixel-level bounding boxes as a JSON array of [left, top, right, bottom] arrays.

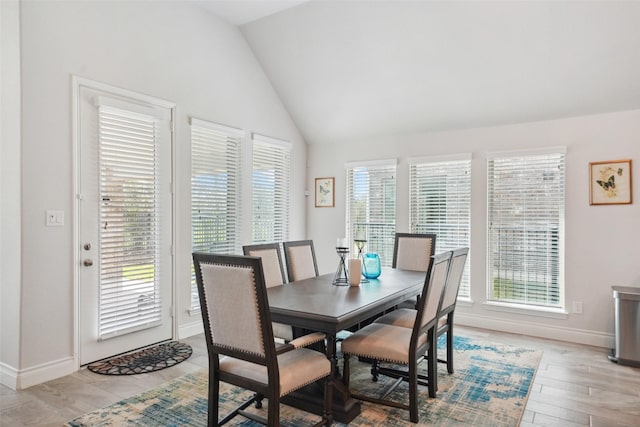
[[362, 253, 381, 279]]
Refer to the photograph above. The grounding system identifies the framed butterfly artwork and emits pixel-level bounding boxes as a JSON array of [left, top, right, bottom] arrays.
[[589, 159, 632, 205], [315, 177, 335, 207]]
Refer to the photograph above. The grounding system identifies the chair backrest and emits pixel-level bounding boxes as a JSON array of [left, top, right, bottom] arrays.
[[283, 240, 319, 282], [193, 252, 276, 365], [243, 243, 287, 287], [413, 251, 452, 336], [440, 247, 469, 315], [392, 233, 437, 272]]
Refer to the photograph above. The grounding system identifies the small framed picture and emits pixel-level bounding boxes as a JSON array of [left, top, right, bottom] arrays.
[[315, 177, 335, 208], [589, 159, 632, 205]]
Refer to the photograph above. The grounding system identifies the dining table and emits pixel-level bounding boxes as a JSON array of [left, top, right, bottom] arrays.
[[267, 267, 427, 423]]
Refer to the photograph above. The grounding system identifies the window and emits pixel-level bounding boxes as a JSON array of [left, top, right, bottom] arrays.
[[487, 148, 565, 308], [409, 155, 471, 299], [191, 119, 242, 308], [346, 159, 397, 266], [252, 134, 291, 243]]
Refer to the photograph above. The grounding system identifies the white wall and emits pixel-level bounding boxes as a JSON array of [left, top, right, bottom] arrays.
[[1, 0, 23, 386], [2, 0, 307, 389], [308, 110, 640, 348]]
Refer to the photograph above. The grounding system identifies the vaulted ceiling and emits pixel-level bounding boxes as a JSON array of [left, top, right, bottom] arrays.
[[202, 1, 640, 145]]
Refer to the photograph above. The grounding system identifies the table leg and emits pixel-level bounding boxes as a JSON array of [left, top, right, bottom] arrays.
[[327, 333, 339, 376]]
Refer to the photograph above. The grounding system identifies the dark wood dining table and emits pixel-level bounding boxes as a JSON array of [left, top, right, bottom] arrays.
[[267, 267, 427, 423]]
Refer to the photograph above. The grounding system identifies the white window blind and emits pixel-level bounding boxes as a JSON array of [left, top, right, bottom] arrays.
[[98, 105, 163, 339], [346, 160, 397, 266], [409, 156, 471, 299], [252, 134, 291, 243], [191, 119, 242, 309], [487, 148, 565, 308]]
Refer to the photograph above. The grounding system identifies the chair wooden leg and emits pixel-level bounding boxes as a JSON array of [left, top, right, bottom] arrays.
[[428, 329, 438, 398], [447, 314, 454, 374], [409, 359, 419, 423], [208, 371, 218, 427], [267, 392, 279, 427]]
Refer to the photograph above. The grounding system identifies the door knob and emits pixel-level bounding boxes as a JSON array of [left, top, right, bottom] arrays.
[[83, 259, 93, 267]]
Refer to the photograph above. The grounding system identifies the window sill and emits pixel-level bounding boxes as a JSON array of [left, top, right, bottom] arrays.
[[482, 301, 568, 319], [188, 307, 201, 317]]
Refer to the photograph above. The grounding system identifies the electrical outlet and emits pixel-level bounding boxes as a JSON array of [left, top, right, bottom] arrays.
[[572, 301, 583, 314]]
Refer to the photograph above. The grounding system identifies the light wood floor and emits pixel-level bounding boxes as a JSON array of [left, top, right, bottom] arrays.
[[1, 326, 639, 426]]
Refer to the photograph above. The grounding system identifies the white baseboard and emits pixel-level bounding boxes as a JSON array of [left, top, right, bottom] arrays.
[[1, 356, 76, 390], [178, 320, 203, 339], [0, 361, 19, 390], [2, 320, 205, 390], [455, 312, 614, 349]]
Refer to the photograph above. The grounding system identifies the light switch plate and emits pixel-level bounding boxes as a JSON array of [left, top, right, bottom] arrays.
[[46, 210, 64, 226]]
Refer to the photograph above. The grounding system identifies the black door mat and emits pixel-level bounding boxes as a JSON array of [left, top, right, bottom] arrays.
[[87, 341, 192, 375]]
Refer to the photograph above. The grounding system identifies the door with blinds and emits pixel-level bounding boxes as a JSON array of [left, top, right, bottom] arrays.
[[76, 80, 174, 365]]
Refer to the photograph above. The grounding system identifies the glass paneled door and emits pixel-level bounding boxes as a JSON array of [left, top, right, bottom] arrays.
[[76, 79, 174, 365]]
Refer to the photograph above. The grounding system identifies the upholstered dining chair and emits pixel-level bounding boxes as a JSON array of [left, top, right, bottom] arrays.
[[392, 233, 437, 271], [434, 247, 469, 373], [374, 247, 469, 375], [283, 240, 319, 282], [243, 243, 288, 286], [341, 251, 452, 423], [193, 252, 332, 426], [393, 233, 436, 309], [243, 243, 295, 343]]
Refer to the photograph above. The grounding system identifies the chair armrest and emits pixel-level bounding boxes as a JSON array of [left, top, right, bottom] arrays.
[[275, 342, 295, 354], [289, 332, 326, 349], [274, 332, 326, 354]]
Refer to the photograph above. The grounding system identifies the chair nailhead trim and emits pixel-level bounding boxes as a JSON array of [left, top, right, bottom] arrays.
[[344, 352, 407, 365]]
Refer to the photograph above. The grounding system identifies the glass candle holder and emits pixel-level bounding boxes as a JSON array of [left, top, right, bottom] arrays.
[[362, 253, 381, 279], [336, 237, 348, 250]]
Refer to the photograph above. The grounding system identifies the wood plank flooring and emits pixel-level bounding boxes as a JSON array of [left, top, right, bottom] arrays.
[[1, 326, 638, 426]]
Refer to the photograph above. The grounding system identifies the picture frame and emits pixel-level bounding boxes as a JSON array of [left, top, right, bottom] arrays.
[[589, 159, 632, 205], [315, 177, 335, 208]]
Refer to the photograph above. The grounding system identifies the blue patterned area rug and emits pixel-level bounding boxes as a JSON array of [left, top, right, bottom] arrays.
[[66, 335, 541, 426]]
